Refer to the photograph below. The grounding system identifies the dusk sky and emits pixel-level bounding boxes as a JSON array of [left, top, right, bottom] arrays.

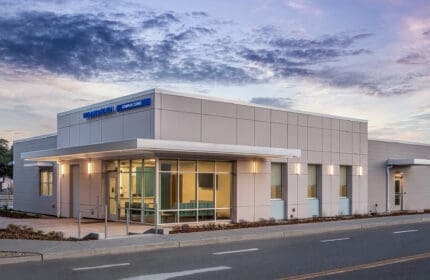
[[1, 0, 430, 144]]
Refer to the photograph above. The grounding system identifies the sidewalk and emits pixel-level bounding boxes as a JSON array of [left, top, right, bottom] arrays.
[[2, 213, 430, 265], [0, 217, 153, 238]]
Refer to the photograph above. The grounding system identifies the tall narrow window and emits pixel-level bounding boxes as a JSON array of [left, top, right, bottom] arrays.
[[339, 166, 348, 198], [307, 165, 317, 198], [271, 163, 282, 199], [40, 168, 53, 196]]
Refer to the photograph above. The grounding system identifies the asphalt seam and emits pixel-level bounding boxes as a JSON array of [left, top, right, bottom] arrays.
[[277, 251, 430, 280]]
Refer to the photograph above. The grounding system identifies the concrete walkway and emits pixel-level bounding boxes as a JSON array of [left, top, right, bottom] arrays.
[[0, 216, 153, 238], [2, 213, 430, 265]]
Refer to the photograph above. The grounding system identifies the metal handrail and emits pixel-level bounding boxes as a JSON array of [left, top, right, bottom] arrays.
[[78, 204, 108, 239]]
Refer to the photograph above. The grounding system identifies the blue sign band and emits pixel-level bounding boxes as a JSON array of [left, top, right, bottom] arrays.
[[82, 98, 151, 119], [83, 106, 115, 119], [116, 98, 151, 112]]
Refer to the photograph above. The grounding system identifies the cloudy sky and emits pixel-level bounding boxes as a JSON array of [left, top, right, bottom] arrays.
[[1, 0, 430, 144]]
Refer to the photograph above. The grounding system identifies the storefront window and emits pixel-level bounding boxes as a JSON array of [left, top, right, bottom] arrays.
[[160, 160, 177, 172], [179, 173, 196, 209], [105, 160, 118, 172], [340, 166, 348, 198], [160, 172, 178, 210], [120, 160, 130, 173], [158, 160, 233, 224], [271, 163, 282, 199], [39, 168, 53, 196], [308, 165, 318, 198], [216, 174, 232, 208]]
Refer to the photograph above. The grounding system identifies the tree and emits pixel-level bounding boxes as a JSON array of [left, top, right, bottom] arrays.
[[0, 138, 13, 178]]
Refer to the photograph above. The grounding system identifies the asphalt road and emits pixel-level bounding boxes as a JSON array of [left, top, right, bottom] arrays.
[[3, 222, 430, 279]]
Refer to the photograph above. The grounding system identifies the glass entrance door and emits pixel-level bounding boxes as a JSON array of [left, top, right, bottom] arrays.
[[108, 172, 119, 220], [394, 174, 404, 210]]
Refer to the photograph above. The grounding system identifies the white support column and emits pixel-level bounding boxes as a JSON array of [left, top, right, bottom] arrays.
[[386, 165, 392, 212], [57, 161, 62, 217], [154, 158, 160, 228]]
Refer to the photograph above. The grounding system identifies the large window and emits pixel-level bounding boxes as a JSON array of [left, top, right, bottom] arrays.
[[307, 165, 318, 198], [106, 159, 156, 223], [271, 163, 282, 199], [39, 168, 53, 196], [159, 160, 233, 224], [339, 166, 349, 198]]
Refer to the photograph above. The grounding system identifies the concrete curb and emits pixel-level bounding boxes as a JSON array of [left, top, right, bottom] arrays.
[[0, 254, 42, 265], [2, 216, 430, 265], [42, 241, 180, 261]]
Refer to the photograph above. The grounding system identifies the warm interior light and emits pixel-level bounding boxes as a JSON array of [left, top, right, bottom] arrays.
[[251, 160, 257, 174], [358, 166, 363, 176], [295, 163, 301, 175], [88, 162, 92, 174], [328, 165, 334, 176]]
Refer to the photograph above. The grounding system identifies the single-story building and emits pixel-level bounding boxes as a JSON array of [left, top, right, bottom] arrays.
[[12, 89, 430, 225]]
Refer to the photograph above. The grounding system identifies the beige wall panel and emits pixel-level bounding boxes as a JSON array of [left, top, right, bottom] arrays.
[[270, 123, 288, 148], [202, 100, 236, 118], [255, 121, 271, 147], [237, 119, 255, 146], [160, 110, 201, 142], [202, 115, 236, 144]]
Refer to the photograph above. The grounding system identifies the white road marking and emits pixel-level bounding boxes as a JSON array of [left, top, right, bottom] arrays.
[[320, 237, 350, 243], [393, 229, 418, 234], [72, 263, 130, 271], [121, 266, 231, 280], [213, 248, 259, 255]]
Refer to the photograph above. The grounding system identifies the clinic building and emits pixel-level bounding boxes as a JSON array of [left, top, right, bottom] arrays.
[[12, 89, 430, 225]]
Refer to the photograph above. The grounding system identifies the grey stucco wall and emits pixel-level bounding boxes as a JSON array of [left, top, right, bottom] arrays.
[[57, 92, 155, 148], [13, 135, 58, 215], [368, 140, 430, 212]]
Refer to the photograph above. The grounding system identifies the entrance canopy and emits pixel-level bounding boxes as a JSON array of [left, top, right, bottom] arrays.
[[21, 139, 301, 161], [387, 158, 430, 166]]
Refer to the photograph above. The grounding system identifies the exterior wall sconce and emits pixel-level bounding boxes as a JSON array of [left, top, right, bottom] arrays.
[[328, 165, 334, 176], [60, 164, 65, 176], [87, 162, 92, 175], [358, 166, 363, 176], [251, 160, 257, 174], [294, 163, 301, 175]]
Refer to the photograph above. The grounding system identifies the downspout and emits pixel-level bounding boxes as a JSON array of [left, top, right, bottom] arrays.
[[57, 162, 61, 218], [386, 164, 392, 213]]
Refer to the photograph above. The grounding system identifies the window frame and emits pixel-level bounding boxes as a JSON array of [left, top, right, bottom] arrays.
[[270, 163, 283, 200], [339, 165, 348, 198], [307, 164, 318, 199], [39, 167, 53, 196]]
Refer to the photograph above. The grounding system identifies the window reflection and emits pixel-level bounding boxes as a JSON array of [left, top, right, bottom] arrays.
[[159, 160, 233, 224]]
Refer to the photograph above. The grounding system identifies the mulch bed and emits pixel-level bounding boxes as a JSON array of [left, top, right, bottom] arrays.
[[0, 224, 91, 241], [0, 209, 42, 219], [170, 210, 428, 234]]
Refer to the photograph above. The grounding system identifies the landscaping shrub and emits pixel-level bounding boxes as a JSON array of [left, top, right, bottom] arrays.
[[0, 224, 78, 241], [169, 210, 425, 234]]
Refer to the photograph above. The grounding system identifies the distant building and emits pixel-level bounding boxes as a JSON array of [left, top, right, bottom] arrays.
[[12, 89, 430, 225], [1, 176, 13, 191]]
